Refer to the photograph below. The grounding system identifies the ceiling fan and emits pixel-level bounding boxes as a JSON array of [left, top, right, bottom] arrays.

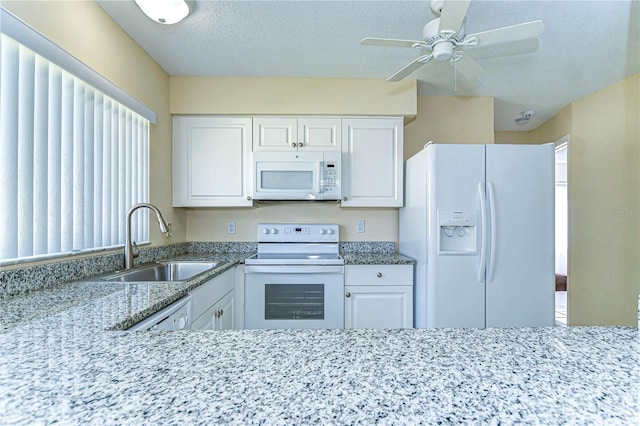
[[361, 0, 544, 82]]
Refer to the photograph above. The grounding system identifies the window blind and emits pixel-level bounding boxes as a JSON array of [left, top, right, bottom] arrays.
[[0, 33, 149, 263]]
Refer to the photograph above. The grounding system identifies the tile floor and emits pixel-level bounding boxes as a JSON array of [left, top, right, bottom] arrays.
[[555, 291, 567, 326]]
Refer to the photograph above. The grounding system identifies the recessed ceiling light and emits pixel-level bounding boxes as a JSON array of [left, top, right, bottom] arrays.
[[134, 0, 194, 25]]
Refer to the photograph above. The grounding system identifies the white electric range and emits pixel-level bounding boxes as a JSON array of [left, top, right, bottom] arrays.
[[244, 223, 344, 329]]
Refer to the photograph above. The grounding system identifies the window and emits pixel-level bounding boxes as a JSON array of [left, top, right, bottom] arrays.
[[0, 12, 155, 264]]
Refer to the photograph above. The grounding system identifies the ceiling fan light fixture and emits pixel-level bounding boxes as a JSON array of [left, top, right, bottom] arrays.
[[134, 0, 194, 25], [433, 41, 455, 61]]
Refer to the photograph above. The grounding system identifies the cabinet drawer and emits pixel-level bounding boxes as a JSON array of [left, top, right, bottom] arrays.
[[345, 265, 413, 286]]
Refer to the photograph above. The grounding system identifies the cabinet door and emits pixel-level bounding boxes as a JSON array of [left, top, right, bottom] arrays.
[[345, 285, 413, 329], [190, 269, 235, 321], [297, 117, 341, 151], [173, 116, 252, 207], [344, 264, 413, 329], [191, 305, 215, 330], [253, 117, 296, 151], [341, 118, 403, 207], [213, 290, 236, 330]]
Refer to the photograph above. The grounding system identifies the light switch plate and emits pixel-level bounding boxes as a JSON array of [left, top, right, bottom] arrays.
[[356, 220, 365, 233], [227, 222, 236, 234]]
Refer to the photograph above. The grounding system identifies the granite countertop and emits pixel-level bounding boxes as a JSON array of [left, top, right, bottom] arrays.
[[342, 252, 415, 265], [1, 250, 639, 424], [1, 325, 638, 424], [0, 252, 251, 332]]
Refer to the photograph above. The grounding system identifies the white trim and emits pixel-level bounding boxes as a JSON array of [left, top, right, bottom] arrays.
[[0, 7, 156, 124]]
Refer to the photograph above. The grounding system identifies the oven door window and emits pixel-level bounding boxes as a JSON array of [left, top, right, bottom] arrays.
[[264, 283, 324, 320]]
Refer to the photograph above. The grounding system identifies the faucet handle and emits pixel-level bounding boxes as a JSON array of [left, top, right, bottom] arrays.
[[132, 241, 140, 259]]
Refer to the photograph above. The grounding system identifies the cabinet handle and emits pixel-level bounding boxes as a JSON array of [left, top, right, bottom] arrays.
[[343, 196, 348, 201], [246, 196, 252, 201], [220, 309, 224, 317], [291, 142, 297, 148], [297, 143, 303, 147], [345, 292, 351, 298], [377, 272, 382, 278]]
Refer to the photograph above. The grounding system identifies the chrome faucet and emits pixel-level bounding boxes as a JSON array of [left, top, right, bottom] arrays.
[[124, 203, 171, 269]]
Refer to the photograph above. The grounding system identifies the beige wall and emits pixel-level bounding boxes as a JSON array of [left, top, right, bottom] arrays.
[[494, 131, 532, 145], [530, 105, 572, 145], [187, 204, 398, 243], [530, 75, 639, 326], [404, 96, 495, 160], [3, 1, 184, 249], [564, 74, 639, 326], [170, 76, 417, 117]]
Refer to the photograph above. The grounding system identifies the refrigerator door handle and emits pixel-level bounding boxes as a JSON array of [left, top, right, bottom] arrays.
[[478, 182, 487, 282], [487, 181, 497, 283]]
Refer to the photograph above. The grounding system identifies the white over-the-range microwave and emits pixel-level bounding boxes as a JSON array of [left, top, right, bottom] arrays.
[[253, 151, 341, 200]]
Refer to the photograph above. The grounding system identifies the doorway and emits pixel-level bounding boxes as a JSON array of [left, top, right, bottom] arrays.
[[554, 136, 569, 326]]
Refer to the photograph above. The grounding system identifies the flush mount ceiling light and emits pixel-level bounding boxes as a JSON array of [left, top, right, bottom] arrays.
[[134, 0, 194, 25]]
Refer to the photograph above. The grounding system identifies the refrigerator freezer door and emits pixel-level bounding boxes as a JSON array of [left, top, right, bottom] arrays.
[[427, 144, 486, 328], [484, 144, 555, 327]]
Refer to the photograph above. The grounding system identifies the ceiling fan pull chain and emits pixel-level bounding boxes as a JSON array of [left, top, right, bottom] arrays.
[[454, 60, 457, 92]]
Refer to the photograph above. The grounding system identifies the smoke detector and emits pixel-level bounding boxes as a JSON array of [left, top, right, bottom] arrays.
[[515, 109, 536, 125]]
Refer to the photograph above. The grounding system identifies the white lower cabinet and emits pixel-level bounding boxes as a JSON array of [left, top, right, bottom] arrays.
[[190, 269, 236, 330], [344, 264, 413, 329]]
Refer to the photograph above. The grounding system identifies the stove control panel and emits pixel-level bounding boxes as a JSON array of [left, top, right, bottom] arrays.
[[257, 223, 339, 243]]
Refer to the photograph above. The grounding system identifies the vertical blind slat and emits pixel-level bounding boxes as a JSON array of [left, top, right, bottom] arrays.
[[33, 56, 49, 256], [72, 80, 85, 251], [47, 66, 62, 254], [102, 98, 112, 246], [83, 86, 94, 249], [17, 45, 35, 258], [0, 36, 19, 259], [94, 93, 104, 248], [110, 103, 120, 246], [60, 72, 73, 252]]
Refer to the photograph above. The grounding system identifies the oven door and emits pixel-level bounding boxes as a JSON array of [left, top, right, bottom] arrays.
[[245, 265, 344, 329]]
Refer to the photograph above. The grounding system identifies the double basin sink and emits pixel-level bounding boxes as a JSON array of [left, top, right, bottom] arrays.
[[103, 261, 221, 282]]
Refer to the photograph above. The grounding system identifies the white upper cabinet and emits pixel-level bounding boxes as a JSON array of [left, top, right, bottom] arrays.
[[173, 116, 253, 207], [341, 117, 404, 207], [253, 117, 341, 151]]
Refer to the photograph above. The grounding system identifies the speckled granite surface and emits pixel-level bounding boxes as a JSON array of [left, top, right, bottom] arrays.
[[342, 252, 415, 265], [0, 246, 638, 423], [1, 325, 638, 424], [0, 252, 251, 332]]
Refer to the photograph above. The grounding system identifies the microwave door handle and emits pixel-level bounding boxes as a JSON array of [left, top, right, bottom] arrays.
[[317, 162, 323, 195]]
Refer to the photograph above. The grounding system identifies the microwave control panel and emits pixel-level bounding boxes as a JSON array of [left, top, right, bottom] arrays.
[[322, 162, 338, 194]]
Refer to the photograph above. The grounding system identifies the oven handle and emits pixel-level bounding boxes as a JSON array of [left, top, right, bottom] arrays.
[[244, 265, 344, 274]]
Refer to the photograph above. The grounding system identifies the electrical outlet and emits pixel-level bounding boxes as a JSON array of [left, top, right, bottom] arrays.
[[356, 220, 365, 233], [227, 222, 236, 234]]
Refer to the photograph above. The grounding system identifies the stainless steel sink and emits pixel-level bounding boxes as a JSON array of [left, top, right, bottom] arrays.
[[104, 261, 221, 282]]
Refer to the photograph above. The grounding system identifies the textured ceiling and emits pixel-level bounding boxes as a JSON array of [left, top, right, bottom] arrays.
[[97, 0, 640, 131]]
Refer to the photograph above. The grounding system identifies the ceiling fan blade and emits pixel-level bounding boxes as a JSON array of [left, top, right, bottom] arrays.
[[464, 20, 544, 48], [361, 37, 426, 49], [387, 55, 432, 82], [438, 0, 471, 34], [454, 55, 484, 81]]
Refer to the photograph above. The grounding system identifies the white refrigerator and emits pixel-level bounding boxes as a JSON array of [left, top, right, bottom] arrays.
[[399, 143, 555, 328]]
